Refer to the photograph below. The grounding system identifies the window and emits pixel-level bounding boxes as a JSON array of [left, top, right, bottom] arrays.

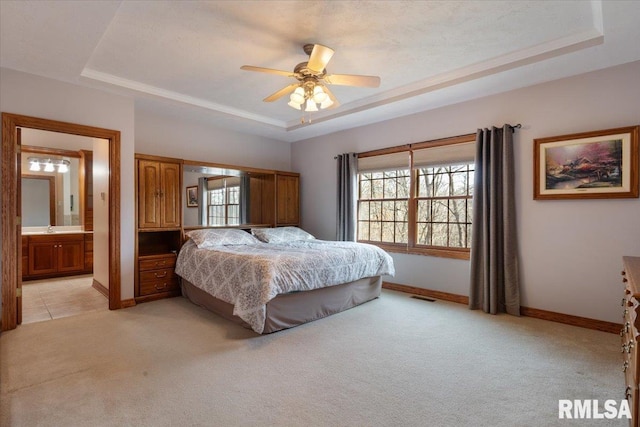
[[356, 134, 475, 259], [415, 163, 473, 248], [358, 170, 410, 244], [207, 178, 240, 226]]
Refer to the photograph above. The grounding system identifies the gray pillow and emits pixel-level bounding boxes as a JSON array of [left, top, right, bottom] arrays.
[[186, 228, 260, 248], [251, 227, 315, 243]]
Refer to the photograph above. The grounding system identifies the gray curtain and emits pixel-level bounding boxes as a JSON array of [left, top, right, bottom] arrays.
[[336, 153, 358, 241], [198, 177, 208, 226], [239, 175, 250, 224], [469, 125, 520, 316]]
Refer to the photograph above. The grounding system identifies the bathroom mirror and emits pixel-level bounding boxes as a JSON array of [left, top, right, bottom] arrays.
[[21, 147, 82, 227]]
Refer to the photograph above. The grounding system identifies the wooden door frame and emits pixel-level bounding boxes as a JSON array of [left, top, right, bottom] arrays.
[[2, 112, 122, 331]]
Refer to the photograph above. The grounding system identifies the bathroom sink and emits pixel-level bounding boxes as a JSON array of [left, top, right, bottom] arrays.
[[21, 228, 85, 235]]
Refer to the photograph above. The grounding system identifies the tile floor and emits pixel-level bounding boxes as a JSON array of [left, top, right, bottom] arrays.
[[21, 275, 108, 324]]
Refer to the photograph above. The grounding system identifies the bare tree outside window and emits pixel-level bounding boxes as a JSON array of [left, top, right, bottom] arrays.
[[207, 183, 240, 226], [358, 170, 409, 244], [416, 163, 474, 249], [355, 135, 475, 259]]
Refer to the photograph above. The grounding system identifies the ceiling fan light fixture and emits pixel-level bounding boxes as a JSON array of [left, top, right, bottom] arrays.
[[290, 86, 305, 104], [304, 99, 318, 112], [320, 97, 334, 109], [241, 43, 380, 114], [312, 85, 328, 103], [287, 100, 302, 110]]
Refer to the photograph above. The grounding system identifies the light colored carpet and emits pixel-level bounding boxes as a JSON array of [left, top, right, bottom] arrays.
[[0, 290, 626, 426]]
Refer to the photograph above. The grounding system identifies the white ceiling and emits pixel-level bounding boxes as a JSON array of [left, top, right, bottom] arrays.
[[2, 1, 639, 143]]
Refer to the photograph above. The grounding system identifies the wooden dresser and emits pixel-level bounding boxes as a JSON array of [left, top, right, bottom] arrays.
[[138, 252, 179, 298], [622, 256, 640, 426], [135, 154, 182, 303]]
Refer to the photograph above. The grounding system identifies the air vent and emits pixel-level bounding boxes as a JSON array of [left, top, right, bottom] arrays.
[[410, 295, 436, 302]]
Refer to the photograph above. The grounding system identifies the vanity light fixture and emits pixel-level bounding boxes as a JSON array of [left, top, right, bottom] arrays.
[[29, 159, 41, 172], [27, 157, 71, 173], [57, 162, 69, 173]]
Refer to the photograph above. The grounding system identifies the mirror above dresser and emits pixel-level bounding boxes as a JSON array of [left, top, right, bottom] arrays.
[[182, 160, 299, 230]]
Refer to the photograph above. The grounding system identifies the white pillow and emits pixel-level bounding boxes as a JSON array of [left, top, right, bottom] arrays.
[[186, 228, 260, 248], [251, 227, 315, 244]]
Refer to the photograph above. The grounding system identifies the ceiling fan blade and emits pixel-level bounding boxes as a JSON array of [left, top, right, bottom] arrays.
[[323, 86, 340, 109], [263, 83, 299, 102], [323, 73, 380, 88], [307, 44, 334, 73], [241, 65, 294, 78]]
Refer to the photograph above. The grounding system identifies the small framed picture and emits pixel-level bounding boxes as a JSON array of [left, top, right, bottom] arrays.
[[534, 126, 639, 200], [186, 186, 198, 207]]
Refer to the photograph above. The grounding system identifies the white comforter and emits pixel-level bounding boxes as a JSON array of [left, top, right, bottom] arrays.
[[175, 239, 395, 333]]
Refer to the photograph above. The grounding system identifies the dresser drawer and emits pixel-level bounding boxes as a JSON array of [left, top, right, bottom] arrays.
[[139, 277, 179, 296], [139, 255, 176, 271], [140, 268, 176, 282]]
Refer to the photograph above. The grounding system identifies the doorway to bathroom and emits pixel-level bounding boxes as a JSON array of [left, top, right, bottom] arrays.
[[1, 112, 122, 331]]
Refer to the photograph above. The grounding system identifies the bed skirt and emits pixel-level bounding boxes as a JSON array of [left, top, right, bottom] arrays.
[[181, 276, 382, 333]]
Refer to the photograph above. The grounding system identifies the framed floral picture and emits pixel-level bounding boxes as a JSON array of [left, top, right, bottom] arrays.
[[534, 126, 639, 200]]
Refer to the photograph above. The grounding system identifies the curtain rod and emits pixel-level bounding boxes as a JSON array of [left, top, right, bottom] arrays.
[[334, 153, 358, 160], [334, 124, 522, 158]]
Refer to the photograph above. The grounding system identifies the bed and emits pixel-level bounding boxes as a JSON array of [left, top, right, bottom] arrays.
[[175, 227, 395, 334]]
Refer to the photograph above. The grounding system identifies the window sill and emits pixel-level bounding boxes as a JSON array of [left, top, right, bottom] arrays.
[[359, 241, 470, 260]]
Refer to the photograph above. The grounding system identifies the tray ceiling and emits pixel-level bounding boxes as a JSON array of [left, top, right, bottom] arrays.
[[1, 1, 639, 142]]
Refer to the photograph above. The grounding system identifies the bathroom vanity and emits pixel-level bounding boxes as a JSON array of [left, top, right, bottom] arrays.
[[21, 228, 93, 280]]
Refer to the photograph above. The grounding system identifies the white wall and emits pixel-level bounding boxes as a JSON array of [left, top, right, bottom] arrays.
[[93, 138, 110, 290], [182, 171, 207, 227], [135, 109, 291, 171], [1, 68, 295, 312], [0, 67, 136, 300], [291, 60, 640, 324]]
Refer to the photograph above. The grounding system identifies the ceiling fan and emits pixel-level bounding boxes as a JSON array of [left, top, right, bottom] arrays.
[[240, 44, 380, 111]]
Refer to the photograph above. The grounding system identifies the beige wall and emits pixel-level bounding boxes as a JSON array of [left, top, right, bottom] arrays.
[[92, 138, 110, 290], [1, 67, 293, 310], [291, 60, 640, 324], [134, 108, 291, 171], [4, 60, 639, 324], [1, 67, 136, 300]]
